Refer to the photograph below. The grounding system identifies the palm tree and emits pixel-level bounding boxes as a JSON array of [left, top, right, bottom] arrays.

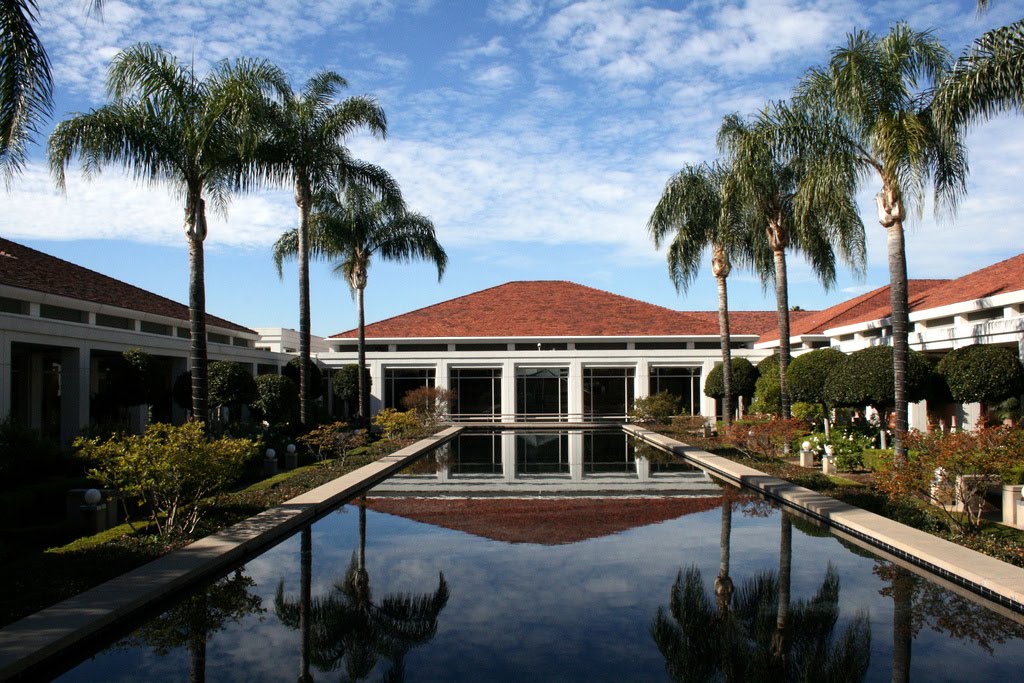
[[648, 161, 760, 427], [795, 24, 967, 462], [49, 43, 287, 420], [260, 70, 393, 426], [273, 181, 446, 422], [935, 18, 1024, 130], [718, 109, 865, 420]]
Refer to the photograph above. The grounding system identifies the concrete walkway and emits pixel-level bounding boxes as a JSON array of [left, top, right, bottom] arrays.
[[624, 425, 1024, 612], [0, 427, 462, 681]]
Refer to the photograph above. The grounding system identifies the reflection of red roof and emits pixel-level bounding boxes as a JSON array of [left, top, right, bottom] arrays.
[[0, 238, 253, 333], [363, 496, 722, 545], [332, 281, 741, 339], [758, 280, 947, 343]]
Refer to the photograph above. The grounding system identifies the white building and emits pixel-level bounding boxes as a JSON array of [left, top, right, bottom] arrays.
[[316, 281, 781, 421], [0, 238, 290, 444]]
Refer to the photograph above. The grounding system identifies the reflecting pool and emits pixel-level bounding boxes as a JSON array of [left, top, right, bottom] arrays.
[[54, 431, 1024, 681]]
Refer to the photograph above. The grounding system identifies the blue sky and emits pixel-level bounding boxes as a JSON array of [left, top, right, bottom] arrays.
[[4, 0, 1023, 337]]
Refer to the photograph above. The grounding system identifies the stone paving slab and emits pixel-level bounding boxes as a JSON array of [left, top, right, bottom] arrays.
[[624, 425, 1024, 611], [0, 427, 462, 681]]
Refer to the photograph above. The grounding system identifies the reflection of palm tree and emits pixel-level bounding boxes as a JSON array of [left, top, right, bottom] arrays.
[[652, 560, 870, 681], [714, 494, 734, 615], [133, 569, 264, 683], [276, 501, 449, 681]]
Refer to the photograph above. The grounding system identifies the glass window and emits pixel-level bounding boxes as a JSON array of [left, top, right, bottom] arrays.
[[451, 368, 501, 419], [516, 367, 568, 420], [582, 367, 635, 420], [649, 366, 701, 416], [384, 367, 435, 410]]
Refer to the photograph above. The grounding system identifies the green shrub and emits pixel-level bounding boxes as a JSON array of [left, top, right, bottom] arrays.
[[283, 357, 323, 401], [823, 345, 932, 411], [74, 422, 257, 538], [209, 361, 257, 414], [787, 347, 845, 405], [723, 417, 804, 458], [332, 364, 371, 403], [791, 401, 825, 426], [750, 355, 782, 417], [372, 408, 421, 439], [703, 357, 759, 401], [629, 391, 680, 424], [252, 375, 298, 426], [937, 345, 1024, 406]]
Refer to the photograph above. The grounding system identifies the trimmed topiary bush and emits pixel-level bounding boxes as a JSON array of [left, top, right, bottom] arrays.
[[283, 357, 323, 401], [937, 344, 1024, 405], [252, 375, 299, 426], [629, 391, 681, 424], [703, 357, 759, 400], [824, 345, 932, 412], [332, 364, 371, 402], [787, 347, 846, 405], [208, 361, 257, 414]]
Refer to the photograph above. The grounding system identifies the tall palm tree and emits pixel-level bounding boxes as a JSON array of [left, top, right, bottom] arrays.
[[49, 43, 287, 420], [273, 181, 446, 422], [648, 161, 761, 428], [718, 109, 865, 420], [935, 18, 1024, 130], [260, 70, 393, 426], [795, 24, 966, 462]]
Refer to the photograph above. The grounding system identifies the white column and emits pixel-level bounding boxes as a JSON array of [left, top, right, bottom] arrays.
[[0, 332, 10, 421], [635, 358, 649, 400], [568, 358, 583, 422], [700, 359, 716, 418], [502, 360, 516, 422], [636, 453, 650, 482]]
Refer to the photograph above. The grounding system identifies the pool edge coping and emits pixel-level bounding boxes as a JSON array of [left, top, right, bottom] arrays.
[[0, 426, 464, 681], [623, 424, 1024, 613]]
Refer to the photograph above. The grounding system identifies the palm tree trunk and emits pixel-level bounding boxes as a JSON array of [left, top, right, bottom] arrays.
[[186, 193, 208, 424], [887, 222, 909, 463], [716, 274, 733, 428], [188, 590, 208, 683], [299, 526, 312, 683], [876, 188, 908, 463], [357, 284, 368, 422], [296, 184, 312, 427], [773, 247, 792, 420]]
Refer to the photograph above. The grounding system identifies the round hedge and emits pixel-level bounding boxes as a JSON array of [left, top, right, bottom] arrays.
[[283, 356, 324, 400], [332, 363, 372, 401], [823, 345, 931, 409], [209, 361, 257, 408], [252, 374, 299, 425], [703, 357, 759, 399], [786, 347, 846, 405], [937, 344, 1024, 404]]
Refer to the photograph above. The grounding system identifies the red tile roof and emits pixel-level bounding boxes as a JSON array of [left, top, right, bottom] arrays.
[[757, 280, 948, 343], [903, 252, 1024, 313], [363, 497, 724, 545], [331, 281, 749, 339], [0, 237, 253, 334], [686, 310, 818, 336]]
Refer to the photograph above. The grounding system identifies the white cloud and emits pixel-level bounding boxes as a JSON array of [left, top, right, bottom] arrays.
[[488, 0, 546, 24], [471, 64, 519, 88]]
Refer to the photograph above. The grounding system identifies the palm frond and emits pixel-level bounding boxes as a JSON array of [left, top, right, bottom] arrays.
[[0, 0, 52, 187]]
